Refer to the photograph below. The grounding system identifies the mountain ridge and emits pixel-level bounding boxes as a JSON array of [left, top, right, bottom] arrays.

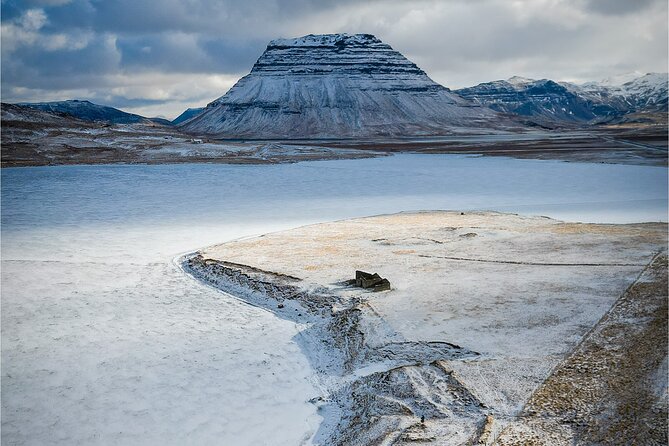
[[17, 100, 171, 126], [456, 72, 668, 127]]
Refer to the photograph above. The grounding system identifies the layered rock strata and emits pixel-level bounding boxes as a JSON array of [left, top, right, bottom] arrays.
[[181, 34, 501, 138]]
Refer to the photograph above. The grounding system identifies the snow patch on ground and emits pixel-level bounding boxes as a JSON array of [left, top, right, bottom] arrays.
[[194, 211, 666, 443]]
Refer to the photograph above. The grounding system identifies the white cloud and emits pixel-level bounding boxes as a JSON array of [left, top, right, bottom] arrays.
[[122, 100, 205, 120], [1, 8, 92, 54], [19, 8, 48, 30], [41, 31, 93, 51], [1, 9, 47, 52]]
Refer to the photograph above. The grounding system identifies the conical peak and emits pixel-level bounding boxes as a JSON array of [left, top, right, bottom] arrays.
[[182, 33, 503, 139], [251, 33, 424, 77]]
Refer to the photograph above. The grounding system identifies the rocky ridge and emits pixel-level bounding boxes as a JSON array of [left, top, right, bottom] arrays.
[[581, 72, 668, 112], [18, 99, 170, 125]]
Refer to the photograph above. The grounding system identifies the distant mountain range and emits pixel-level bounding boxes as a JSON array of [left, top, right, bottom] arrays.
[[456, 73, 667, 128], [580, 73, 668, 115], [17, 100, 171, 126]]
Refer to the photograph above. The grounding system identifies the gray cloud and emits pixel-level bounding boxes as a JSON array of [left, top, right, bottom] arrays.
[[116, 34, 266, 74], [1, 0, 667, 119], [582, 0, 662, 15]]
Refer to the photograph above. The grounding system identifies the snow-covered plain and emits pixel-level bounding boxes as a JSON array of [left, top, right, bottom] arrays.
[[195, 211, 666, 443], [2, 154, 667, 445]]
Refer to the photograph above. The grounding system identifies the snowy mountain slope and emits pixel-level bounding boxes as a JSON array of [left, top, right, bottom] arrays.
[[587, 71, 645, 87], [181, 34, 506, 138], [457, 73, 667, 126], [456, 78, 605, 125], [607, 73, 668, 112], [172, 107, 205, 125], [17, 100, 168, 125], [577, 72, 667, 111], [2, 102, 93, 126]]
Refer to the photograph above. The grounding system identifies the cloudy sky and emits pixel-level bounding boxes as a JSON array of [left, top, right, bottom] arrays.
[[2, 0, 667, 119]]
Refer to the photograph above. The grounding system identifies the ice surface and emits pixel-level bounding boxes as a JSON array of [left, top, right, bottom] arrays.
[[1, 154, 666, 444]]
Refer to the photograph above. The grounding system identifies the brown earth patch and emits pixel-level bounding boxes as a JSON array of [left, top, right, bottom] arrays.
[[496, 253, 668, 445]]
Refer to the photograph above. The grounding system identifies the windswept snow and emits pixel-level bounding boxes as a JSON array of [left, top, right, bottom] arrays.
[[194, 211, 667, 443], [1, 104, 382, 167]]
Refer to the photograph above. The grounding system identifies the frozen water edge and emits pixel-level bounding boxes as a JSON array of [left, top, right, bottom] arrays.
[[2, 155, 667, 445], [176, 253, 349, 444], [2, 254, 325, 445], [179, 252, 479, 444]]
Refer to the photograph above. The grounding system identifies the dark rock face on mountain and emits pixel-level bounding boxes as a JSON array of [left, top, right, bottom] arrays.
[[181, 34, 503, 138], [456, 73, 668, 127], [172, 107, 205, 125], [17, 100, 166, 125], [456, 77, 614, 127]]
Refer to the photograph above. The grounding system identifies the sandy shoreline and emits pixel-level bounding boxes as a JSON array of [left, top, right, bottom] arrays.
[[180, 211, 667, 444]]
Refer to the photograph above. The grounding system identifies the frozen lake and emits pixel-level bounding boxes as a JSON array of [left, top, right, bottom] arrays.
[[2, 154, 667, 445]]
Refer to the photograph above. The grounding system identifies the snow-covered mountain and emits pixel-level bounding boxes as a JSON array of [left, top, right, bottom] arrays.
[[584, 73, 668, 112], [456, 78, 606, 126], [17, 100, 169, 125], [456, 73, 667, 127], [2, 102, 89, 126], [181, 34, 504, 138]]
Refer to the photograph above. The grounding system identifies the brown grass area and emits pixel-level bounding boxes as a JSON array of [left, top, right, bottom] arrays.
[[496, 254, 668, 445]]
